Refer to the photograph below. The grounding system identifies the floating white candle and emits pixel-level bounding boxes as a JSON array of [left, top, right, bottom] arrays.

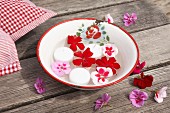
[[69, 68, 90, 85], [86, 44, 102, 58], [54, 47, 74, 62]]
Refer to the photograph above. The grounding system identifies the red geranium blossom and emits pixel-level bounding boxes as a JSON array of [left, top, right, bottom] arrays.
[[133, 72, 153, 89], [96, 56, 120, 74], [86, 25, 101, 39], [73, 48, 95, 67], [67, 35, 85, 51]]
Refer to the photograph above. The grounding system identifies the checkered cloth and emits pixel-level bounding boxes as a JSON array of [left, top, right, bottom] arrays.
[[0, 0, 56, 41], [0, 29, 21, 76], [0, 0, 56, 76]]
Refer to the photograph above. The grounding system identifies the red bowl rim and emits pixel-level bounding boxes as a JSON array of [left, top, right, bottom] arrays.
[[36, 18, 139, 89]]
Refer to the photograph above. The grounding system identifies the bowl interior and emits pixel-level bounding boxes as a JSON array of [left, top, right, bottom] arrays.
[[38, 18, 138, 87]]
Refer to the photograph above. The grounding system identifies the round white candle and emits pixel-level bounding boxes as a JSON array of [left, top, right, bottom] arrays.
[[86, 44, 102, 58], [54, 47, 73, 62], [69, 68, 90, 85]]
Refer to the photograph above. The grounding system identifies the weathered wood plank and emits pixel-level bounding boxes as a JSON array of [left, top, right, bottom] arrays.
[[1, 24, 170, 112], [16, 0, 170, 60], [31, 0, 134, 15], [147, 0, 170, 18], [0, 57, 77, 112], [3, 65, 170, 113]]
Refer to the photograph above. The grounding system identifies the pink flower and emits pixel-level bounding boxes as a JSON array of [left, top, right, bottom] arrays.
[[154, 86, 168, 103], [102, 44, 118, 57], [94, 93, 111, 110], [91, 67, 113, 85], [129, 89, 148, 108], [52, 61, 71, 76], [133, 60, 146, 74], [105, 14, 114, 23], [34, 77, 45, 94], [123, 13, 137, 26]]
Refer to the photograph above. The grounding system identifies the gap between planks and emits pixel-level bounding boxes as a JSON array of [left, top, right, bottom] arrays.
[[32, 0, 135, 16]]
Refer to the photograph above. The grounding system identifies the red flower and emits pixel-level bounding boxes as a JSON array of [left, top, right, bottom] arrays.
[[86, 25, 101, 39], [73, 48, 95, 67], [96, 56, 120, 74], [133, 72, 153, 89], [67, 35, 85, 51]]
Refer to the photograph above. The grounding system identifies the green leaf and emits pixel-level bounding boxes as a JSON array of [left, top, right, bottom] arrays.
[[102, 31, 106, 34], [100, 43, 104, 46], [82, 24, 84, 27], [76, 32, 81, 36], [89, 41, 93, 44], [96, 41, 100, 43], [101, 26, 105, 30], [106, 36, 110, 41], [78, 29, 82, 31]]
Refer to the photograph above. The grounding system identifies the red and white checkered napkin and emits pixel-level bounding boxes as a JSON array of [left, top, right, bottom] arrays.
[[0, 0, 57, 41], [0, 29, 21, 76]]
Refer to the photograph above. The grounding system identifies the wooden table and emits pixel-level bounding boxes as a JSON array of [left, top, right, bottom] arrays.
[[0, 0, 170, 112]]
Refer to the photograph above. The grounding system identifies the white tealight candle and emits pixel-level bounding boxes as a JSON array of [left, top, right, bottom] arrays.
[[54, 47, 73, 62], [69, 68, 90, 85], [86, 44, 102, 58]]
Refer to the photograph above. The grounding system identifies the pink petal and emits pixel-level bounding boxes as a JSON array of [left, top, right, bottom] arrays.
[[131, 98, 144, 108], [63, 67, 71, 74], [124, 21, 131, 27], [159, 86, 168, 98], [105, 14, 114, 23], [154, 94, 164, 103], [124, 13, 130, 19], [55, 70, 65, 76], [34, 83, 38, 90], [95, 99, 102, 104], [37, 87, 45, 94], [98, 68, 105, 74], [131, 13, 137, 20], [102, 93, 111, 103], [133, 68, 141, 74], [140, 91, 148, 100], [95, 103, 103, 110], [140, 61, 146, 69], [62, 61, 71, 67]]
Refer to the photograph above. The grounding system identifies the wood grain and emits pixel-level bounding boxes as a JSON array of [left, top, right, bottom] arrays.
[[16, 0, 170, 60], [1, 24, 170, 112], [147, 0, 170, 18], [31, 0, 134, 15], [3, 65, 170, 113]]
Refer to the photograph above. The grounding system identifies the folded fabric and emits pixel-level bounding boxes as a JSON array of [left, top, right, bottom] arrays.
[[0, 29, 21, 76], [0, 0, 57, 41], [0, 0, 57, 76]]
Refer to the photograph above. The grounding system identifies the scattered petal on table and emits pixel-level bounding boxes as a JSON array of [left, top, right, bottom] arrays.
[[154, 86, 168, 103], [94, 93, 111, 110], [34, 77, 46, 94], [129, 89, 148, 107]]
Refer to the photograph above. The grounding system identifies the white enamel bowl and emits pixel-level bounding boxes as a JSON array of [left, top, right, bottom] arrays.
[[37, 18, 139, 90]]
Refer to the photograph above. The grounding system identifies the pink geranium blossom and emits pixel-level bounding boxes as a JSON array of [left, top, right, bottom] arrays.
[[123, 13, 137, 26], [105, 14, 114, 23], [129, 89, 148, 107], [102, 44, 118, 57], [133, 60, 146, 74], [34, 77, 45, 94], [91, 67, 113, 85], [52, 61, 71, 76], [94, 93, 111, 110], [154, 86, 168, 103]]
